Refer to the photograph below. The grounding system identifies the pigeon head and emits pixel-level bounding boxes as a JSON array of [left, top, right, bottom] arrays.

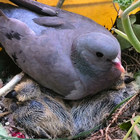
[[71, 32, 125, 73]]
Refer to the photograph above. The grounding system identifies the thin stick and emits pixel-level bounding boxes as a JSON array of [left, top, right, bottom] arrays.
[[105, 92, 139, 140], [0, 72, 24, 97], [56, 0, 65, 8], [0, 112, 10, 117]]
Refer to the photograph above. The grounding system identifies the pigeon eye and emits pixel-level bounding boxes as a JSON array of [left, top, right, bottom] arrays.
[[96, 52, 104, 57]]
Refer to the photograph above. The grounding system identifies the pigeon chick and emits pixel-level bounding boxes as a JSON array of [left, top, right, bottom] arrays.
[[71, 73, 137, 135], [0, 0, 124, 100], [4, 78, 73, 139], [3, 73, 137, 139]]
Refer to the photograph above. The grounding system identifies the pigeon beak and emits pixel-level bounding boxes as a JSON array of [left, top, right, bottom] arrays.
[[112, 57, 125, 73]]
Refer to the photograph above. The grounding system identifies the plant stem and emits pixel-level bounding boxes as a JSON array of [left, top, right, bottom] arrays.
[[121, 0, 140, 52], [112, 27, 130, 42], [123, 116, 140, 140]]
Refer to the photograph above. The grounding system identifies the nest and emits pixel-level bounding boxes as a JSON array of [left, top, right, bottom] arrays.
[[122, 47, 140, 73]]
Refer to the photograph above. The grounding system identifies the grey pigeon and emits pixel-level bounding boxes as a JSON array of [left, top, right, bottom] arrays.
[[0, 0, 125, 100]]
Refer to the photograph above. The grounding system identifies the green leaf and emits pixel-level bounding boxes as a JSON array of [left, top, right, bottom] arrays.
[[130, 15, 137, 24], [132, 116, 140, 122], [119, 120, 131, 131], [132, 24, 140, 41], [117, 34, 131, 50], [117, 15, 136, 31], [0, 123, 9, 137], [134, 71, 140, 79], [113, 0, 135, 11], [132, 128, 140, 140], [116, 15, 136, 50], [117, 18, 125, 32], [133, 74, 140, 89]]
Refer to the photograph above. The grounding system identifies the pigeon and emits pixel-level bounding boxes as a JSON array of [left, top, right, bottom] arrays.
[[0, 0, 125, 100]]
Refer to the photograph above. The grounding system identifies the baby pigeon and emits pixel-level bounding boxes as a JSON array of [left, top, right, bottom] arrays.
[[3, 73, 137, 139], [4, 78, 73, 138], [0, 0, 124, 100]]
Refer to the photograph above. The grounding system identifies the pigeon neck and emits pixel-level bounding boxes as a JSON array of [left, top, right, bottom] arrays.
[[71, 49, 97, 77]]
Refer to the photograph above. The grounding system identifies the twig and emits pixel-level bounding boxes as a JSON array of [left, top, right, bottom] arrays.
[[112, 2, 120, 15], [0, 72, 24, 97], [105, 92, 139, 140], [85, 126, 120, 140], [0, 111, 10, 117], [122, 53, 140, 66], [56, 0, 65, 8]]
